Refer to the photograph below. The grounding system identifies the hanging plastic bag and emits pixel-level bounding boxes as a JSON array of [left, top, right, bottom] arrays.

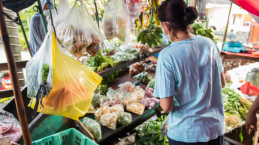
[[103, 0, 132, 42], [125, 0, 143, 21], [116, 0, 132, 42], [26, 31, 53, 99], [57, 2, 101, 57], [103, 0, 119, 40], [79, 0, 105, 42], [54, 0, 71, 26], [29, 32, 102, 120]]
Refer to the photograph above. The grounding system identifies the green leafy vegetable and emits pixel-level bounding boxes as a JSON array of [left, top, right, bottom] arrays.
[[87, 52, 120, 72], [82, 117, 102, 140], [146, 78, 155, 89], [134, 72, 153, 84], [42, 64, 50, 83], [92, 94, 103, 108], [101, 70, 119, 85], [97, 85, 108, 95], [118, 112, 132, 126], [134, 115, 169, 145]]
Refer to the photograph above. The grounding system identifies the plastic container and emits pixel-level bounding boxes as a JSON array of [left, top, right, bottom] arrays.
[[32, 128, 98, 145]]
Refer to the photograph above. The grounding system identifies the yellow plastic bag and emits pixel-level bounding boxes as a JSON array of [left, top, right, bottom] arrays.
[[29, 33, 102, 120]]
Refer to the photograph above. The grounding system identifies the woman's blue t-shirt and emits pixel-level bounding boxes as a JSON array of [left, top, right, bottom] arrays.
[[154, 35, 225, 143]]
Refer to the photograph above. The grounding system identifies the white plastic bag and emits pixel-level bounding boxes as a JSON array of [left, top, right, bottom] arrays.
[[116, 0, 132, 42], [103, 0, 119, 40], [26, 31, 53, 99], [54, 0, 71, 26], [56, 2, 92, 57], [125, 0, 143, 21], [79, 0, 105, 42], [57, 2, 102, 57], [103, 0, 132, 42]]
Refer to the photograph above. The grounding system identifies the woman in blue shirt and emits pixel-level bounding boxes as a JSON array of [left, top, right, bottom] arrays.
[[154, 0, 226, 144]]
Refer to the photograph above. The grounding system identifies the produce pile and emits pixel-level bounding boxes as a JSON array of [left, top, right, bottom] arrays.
[[223, 87, 252, 132], [190, 22, 219, 44], [134, 115, 169, 145], [137, 27, 163, 48], [82, 81, 160, 137]]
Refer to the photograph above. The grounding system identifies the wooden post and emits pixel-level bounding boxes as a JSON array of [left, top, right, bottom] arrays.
[[0, 1, 32, 145], [222, 0, 234, 48]]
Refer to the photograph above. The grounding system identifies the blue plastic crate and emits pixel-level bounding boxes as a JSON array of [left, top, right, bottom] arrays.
[[32, 128, 98, 145]]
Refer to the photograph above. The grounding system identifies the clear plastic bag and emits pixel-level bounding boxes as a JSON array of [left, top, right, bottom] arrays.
[[126, 101, 145, 115], [54, 0, 70, 26], [82, 117, 102, 140], [133, 86, 145, 100], [79, 0, 105, 42], [118, 82, 135, 95], [141, 96, 159, 109], [103, 0, 132, 42], [123, 92, 138, 106], [57, 2, 92, 57], [112, 52, 136, 61], [129, 62, 144, 76], [134, 72, 153, 84], [117, 112, 132, 126], [26, 31, 53, 99], [146, 79, 155, 89], [95, 105, 111, 121], [100, 113, 117, 130], [110, 104, 124, 113], [87, 105, 96, 114], [125, 0, 143, 21], [116, 0, 132, 42], [28, 32, 102, 120], [103, 0, 119, 40], [161, 114, 169, 136], [92, 94, 103, 108]]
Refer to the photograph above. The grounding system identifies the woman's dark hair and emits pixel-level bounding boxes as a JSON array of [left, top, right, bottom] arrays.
[[158, 0, 198, 38]]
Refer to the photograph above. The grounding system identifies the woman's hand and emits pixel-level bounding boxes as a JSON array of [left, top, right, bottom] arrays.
[[245, 112, 257, 135]]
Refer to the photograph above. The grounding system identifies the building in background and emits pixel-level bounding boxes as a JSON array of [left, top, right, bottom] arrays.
[[206, 0, 259, 44]]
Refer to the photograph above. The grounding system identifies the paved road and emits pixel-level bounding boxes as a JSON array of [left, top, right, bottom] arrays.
[[0, 43, 31, 63]]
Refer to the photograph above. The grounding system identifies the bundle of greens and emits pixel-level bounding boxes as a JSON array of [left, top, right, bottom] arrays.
[[146, 78, 155, 89], [134, 72, 153, 84], [101, 70, 119, 85], [134, 115, 169, 145], [92, 94, 103, 108], [118, 112, 132, 126], [97, 85, 109, 95], [222, 87, 241, 117], [87, 52, 120, 72], [190, 22, 219, 44]]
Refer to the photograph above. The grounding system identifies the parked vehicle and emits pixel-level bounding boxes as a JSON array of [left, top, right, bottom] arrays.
[[0, 71, 12, 90]]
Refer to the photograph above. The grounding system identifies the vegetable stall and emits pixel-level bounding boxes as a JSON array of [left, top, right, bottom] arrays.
[[0, 0, 258, 144]]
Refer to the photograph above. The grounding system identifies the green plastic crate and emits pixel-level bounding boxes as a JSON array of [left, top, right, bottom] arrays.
[[32, 128, 98, 145]]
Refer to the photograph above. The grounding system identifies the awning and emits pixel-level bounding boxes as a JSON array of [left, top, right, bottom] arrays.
[[234, 0, 259, 17]]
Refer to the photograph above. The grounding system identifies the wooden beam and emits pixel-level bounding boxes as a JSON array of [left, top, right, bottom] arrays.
[[0, 60, 27, 71], [0, 1, 32, 144]]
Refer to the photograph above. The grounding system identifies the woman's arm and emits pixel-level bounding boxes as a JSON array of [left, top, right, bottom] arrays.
[[160, 96, 174, 112], [220, 73, 226, 88], [246, 94, 259, 134]]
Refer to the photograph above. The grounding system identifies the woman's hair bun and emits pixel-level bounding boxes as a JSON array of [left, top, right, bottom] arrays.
[[184, 7, 199, 24]]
